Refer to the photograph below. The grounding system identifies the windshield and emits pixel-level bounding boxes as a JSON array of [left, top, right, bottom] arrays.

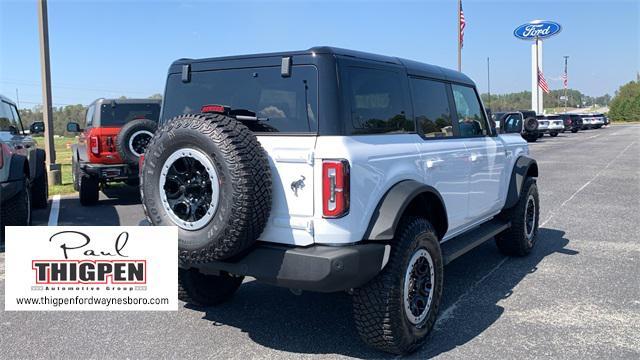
[[161, 65, 318, 133], [100, 103, 160, 126]]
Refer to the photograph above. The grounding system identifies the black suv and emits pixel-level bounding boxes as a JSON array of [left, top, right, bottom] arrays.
[[558, 113, 582, 133], [0, 94, 49, 242]]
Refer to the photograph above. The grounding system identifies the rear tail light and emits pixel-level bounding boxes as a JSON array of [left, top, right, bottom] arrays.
[[322, 159, 350, 218], [0, 143, 5, 169], [90, 136, 100, 155]]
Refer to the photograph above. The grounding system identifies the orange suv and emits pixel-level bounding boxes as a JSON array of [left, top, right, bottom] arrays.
[[67, 98, 160, 205]]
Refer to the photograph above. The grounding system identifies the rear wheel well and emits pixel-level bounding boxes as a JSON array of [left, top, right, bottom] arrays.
[[401, 192, 447, 240], [526, 163, 538, 178], [23, 160, 30, 179]]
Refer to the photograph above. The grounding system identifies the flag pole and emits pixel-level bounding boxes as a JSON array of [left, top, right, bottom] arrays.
[[536, 37, 540, 115], [487, 57, 491, 108], [457, 0, 461, 71]]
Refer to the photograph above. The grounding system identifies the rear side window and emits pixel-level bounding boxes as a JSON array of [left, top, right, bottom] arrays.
[[100, 103, 160, 126], [85, 104, 95, 127], [451, 84, 488, 137], [0, 101, 21, 133], [162, 65, 318, 133], [410, 78, 452, 138], [346, 67, 413, 135]]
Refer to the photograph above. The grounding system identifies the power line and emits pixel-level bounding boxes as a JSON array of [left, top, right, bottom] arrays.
[[0, 78, 157, 95]]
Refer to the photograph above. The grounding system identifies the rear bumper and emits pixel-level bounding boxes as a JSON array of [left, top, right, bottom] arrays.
[[80, 162, 138, 181], [0, 179, 23, 205], [187, 243, 388, 293]]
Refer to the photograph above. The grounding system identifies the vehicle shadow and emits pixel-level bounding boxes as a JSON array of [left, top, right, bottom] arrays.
[[187, 227, 575, 358], [54, 186, 141, 226]]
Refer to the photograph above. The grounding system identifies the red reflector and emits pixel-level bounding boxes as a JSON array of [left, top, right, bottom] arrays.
[[322, 159, 350, 218], [201, 104, 226, 114]]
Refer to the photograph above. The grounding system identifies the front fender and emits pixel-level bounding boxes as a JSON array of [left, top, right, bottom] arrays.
[[504, 155, 538, 209]]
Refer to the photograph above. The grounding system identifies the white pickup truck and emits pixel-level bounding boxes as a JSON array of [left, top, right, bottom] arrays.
[[141, 47, 540, 355]]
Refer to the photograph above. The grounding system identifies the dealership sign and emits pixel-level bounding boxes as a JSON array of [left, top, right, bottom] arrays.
[[514, 20, 562, 40], [4, 226, 178, 311]]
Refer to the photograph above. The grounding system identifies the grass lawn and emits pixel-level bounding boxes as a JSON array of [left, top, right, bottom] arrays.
[[35, 135, 77, 196]]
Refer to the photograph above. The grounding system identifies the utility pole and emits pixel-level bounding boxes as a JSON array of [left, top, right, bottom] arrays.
[[38, 0, 61, 185], [15, 89, 20, 109], [563, 56, 569, 111], [487, 57, 491, 109]]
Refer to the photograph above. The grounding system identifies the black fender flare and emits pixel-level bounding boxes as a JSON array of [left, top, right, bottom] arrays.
[[363, 180, 448, 241], [504, 155, 538, 209], [7, 154, 29, 182], [30, 148, 46, 179]]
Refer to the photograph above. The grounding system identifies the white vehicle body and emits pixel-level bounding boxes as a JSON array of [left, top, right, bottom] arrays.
[[257, 133, 528, 246], [537, 119, 549, 131], [548, 119, 564, 131], [582, 115, 605, 127]]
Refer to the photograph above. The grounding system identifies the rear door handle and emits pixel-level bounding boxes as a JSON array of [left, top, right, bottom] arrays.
[[426, 158, 444, 168]]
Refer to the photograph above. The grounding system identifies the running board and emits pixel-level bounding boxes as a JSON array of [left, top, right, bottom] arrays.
[[441, 219, 510, 265]]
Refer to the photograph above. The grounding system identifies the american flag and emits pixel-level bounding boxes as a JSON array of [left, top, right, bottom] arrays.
[[538, 68, 550, 94], [459, 2, 466, 48], [562, 71, 568, 89]]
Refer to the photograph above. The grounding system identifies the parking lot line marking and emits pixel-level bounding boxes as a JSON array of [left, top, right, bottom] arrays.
[[47, 195, 61, 226], [587, 134, 601, 139], [541, 141, 636, 227], [435, 257, 509, 330]]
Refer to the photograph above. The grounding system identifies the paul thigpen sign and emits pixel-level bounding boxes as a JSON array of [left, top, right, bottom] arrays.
[[5, 226, 178, 311]]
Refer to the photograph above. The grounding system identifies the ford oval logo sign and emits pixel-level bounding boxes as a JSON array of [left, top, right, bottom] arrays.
[[514, 20, 562, 40]]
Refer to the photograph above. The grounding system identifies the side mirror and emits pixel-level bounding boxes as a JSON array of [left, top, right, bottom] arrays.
[[501, 113, 524, 134], [66, 122, 82, 133]]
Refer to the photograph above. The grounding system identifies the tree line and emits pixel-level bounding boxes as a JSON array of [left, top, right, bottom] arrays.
[[18, 94, 162, 136], [480, 89, 611, 112]]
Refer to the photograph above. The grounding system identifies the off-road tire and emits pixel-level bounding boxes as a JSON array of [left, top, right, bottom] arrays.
[[178, 268, 244, 307], [0, 177, 31, 243], [79, 174, 99, 206], [550, 132, 558, 137], [141, 113, 272, 263], [31, 162, 48, 209], [571, 128, 578, 133], [525, 134, 538, 142], [116, 118, 157, 164], [352, 217, 443, 355], [524, 117, 538, 132], [496, 177, 539, 256]]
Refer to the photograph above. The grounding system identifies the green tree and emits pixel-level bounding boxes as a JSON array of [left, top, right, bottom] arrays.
[[608, 81, 640, 122]]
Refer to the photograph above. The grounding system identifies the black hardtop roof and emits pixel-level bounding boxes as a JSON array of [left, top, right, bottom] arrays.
[[170, 46, 475, 86], [91, 98, 162, 106]]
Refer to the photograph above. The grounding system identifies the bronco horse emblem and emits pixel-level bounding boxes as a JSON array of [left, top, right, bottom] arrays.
[[290, 175, 306, 196]]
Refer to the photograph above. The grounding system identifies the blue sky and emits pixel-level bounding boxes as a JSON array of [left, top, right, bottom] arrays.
[[1, 0, 638, 108]]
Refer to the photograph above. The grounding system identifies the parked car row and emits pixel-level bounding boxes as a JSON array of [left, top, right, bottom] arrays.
[[0, 94, 49, 242], [491, 110, 609, 142]]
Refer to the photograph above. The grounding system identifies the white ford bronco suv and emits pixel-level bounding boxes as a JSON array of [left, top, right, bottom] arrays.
[[141, 47, 540, 354]]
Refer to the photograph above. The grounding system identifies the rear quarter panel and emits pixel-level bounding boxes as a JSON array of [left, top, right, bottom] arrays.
[[313, 134, 423, 244]]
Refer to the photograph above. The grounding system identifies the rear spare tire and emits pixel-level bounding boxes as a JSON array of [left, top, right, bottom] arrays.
[[116, 118, 157, 164], [524, 117, 538, 132], [141, 113, 272, 263]]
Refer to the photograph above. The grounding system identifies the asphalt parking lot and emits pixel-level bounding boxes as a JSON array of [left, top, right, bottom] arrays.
[[1, 124, 639, 359]]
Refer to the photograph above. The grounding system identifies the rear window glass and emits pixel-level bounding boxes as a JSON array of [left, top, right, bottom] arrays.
[[410, 78, 452, 138], [346, 67, 413, 135], [161, 65, 318, 133], [100, 103, 160, 126]]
